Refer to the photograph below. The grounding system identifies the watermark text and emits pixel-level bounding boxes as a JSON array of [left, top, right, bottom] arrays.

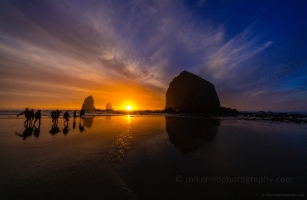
[[175, 175, 293, 184]]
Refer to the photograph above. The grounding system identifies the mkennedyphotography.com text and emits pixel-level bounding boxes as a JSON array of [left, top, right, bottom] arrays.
[[176, 175, 293, 184]]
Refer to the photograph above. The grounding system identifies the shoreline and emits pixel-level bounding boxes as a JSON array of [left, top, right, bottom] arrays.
[[1, 113, 306, 125]]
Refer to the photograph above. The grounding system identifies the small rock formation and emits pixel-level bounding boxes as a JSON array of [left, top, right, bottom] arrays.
[[164, 70, 220, 113], [81, 95, 96, 111], [106, 102, 113, 110], [218, 107, 239, 116]]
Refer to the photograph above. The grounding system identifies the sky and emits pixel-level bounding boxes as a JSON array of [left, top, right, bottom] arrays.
[[0, 0, 306, 111]]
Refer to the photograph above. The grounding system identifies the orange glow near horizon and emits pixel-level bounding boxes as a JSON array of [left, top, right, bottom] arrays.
[[0, 77, 165, 110]]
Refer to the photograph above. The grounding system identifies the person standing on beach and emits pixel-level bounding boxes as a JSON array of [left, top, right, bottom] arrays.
[[30, 109, 35, 122], [63, 111, 70, 124], [80, 109, 85, 119], [56, 110, 60, 123], [73, 110, 77, 120], [51, 111, 58, 124], [33, 110, 41, 125], [17, 108, 31, 125]]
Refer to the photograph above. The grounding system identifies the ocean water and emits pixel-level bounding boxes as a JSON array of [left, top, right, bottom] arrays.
[[0, 115, 306, 199]]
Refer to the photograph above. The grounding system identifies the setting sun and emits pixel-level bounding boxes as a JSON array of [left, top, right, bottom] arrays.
[[126, 105, 132, 110]]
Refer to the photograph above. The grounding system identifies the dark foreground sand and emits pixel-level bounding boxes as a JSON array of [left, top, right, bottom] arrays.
[[0, 116, 306, 199]]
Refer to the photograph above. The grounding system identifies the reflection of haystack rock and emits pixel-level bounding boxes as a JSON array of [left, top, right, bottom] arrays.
[[106, 102, 113, 111], [165, 70, 220, 112], [82, 95, 96, 111], [165, 117, 220, 153], [82, 117, 93, 128]]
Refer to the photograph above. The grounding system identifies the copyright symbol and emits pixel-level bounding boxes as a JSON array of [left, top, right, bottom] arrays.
[[176, 175, 183, 183]]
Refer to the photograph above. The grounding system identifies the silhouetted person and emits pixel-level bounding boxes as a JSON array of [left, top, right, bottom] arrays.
[[15, 126, 34, 140], [62, 124, 70, 135], [79, 122, 85, 132], [30, 109, 35, 121], [63, 111, 70, 124], [33, 110, 41, 125], [17, 108, 31, 126], [73, 110, 77, 120], [33, 124, 40, 138], [56, 110, 60, 123], [51, 111, 58, 124], [50, 124, 60, 135], [80, 109, 85, 119]]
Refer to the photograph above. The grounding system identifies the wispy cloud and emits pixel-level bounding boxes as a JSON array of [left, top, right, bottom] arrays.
[[0, 0, 306, 111], [0, 0, 272, 87], [193, 26, 272, 81]]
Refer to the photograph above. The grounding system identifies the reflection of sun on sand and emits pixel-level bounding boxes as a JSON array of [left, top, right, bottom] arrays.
[[126, 105, 132, 111]]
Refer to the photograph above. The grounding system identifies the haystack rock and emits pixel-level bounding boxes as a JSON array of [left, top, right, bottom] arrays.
[[106, 102, 113, 110], [82, 95, 96, 111], [165, 70, 220, 113]]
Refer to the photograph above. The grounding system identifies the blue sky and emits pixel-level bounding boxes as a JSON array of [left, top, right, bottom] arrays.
[[0, 0, 306, 111]]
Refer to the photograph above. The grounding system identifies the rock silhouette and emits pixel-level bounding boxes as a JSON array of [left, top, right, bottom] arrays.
[[81, 95, 96, 111], [165, 70, 220, 113], [106, 102, 113, 110]]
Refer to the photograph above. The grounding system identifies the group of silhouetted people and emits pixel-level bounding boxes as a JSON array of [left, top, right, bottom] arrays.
[[15, 108, 41, 140], [15, 108, 87, 139], [50, 109, 85, 125], [17, 108, 86, 125], [16, 108, 41, 126]]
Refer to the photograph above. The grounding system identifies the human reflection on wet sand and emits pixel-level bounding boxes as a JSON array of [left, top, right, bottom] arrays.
[[50, 124, 61, 135], [165, 117, 220, 153], [33, 125, 40, 138], [15, 126, 34, 140], [62, 124, 70, 135], [73, 120, 76, 129], [79, 122, 85, 132]]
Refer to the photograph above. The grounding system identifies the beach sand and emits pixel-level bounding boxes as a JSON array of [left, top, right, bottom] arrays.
[[0, 115, 306, 199]]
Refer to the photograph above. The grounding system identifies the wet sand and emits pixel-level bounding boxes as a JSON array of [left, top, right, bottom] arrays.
[[0, 116, 306, 199]]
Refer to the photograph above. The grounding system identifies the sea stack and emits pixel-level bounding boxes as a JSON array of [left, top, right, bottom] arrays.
[[106, 102, 113, 110], [165, 70, 220, 113], [81, 95, 96, 111]]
